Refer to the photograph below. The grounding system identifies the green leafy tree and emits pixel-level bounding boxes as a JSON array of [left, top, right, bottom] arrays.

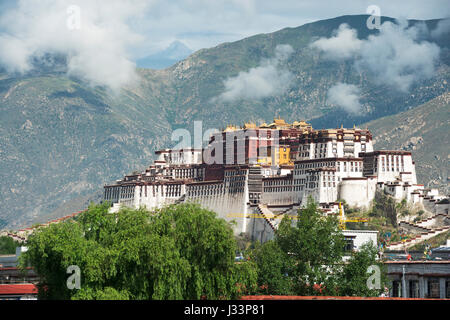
[[370, 192, 398, 226], [274, 197, 345, 296], [72, 287, 131, 300], [20, 202, 257, 300], [250, 240, 294, 295], [338, 242, 388, 297], [0, 236, 22, 254], [252, 197, 388, 297]]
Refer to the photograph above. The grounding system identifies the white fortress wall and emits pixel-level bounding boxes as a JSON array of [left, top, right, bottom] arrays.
[[261, 188, 293, 205], [186, 182, 249, 235], [338, 178, 372, 208]]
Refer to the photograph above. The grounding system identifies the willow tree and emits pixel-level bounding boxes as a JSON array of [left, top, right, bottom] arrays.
[[20, 202, 257, 300]]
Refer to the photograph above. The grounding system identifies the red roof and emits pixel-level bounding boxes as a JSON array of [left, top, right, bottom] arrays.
[[0, 267, 33, 271], [0, 284, 37, 295]]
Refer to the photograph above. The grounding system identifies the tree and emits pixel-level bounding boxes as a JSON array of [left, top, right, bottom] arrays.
[[235, 232, 252, 253], [251, 197, 388, 297], [338, 242, 388, 297], [0, 236, 22, 254], [72, 287, 131, 300], [275, 198, 345, 296], [370, 191, 398, 227], [251, 240, 294, 295], [20, 202, 257, 300]]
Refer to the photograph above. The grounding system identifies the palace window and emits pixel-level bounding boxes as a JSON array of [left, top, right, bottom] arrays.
[[428, 280, 440, 298], [409, 280, 419, 298], [392, 281, 402, 297], [344, 236, 354, 252]]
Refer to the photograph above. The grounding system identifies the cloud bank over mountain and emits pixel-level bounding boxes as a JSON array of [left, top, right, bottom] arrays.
[[313, 21, 441, 92], [215, 44, 294, 102], [310, 24, 363, 60], [431, 18, 450, 39], [0, 0, 148, 91], [311, 20, 442, 113], [0, 1, 447, 92]]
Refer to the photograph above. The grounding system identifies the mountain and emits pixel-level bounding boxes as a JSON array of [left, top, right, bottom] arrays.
[[0, 73, 174, 229], [136, 41, 193, 69], [0, 15, 449, 229], [160, 15, 449, 129], [365, 92, 450, 194]]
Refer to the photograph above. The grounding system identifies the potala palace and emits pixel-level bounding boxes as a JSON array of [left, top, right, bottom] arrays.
[[103, 118, 447, 244]]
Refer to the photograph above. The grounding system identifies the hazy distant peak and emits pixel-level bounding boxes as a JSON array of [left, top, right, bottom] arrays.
[[137, 40, 193, 69], [165, 41, 193, 60]]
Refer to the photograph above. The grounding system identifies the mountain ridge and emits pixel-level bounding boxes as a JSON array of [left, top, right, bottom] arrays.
[[0, 14, 448, 229]]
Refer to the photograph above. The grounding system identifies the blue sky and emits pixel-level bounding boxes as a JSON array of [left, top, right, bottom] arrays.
[[129, 0, 450, 56], [1, 0, 449, 57]]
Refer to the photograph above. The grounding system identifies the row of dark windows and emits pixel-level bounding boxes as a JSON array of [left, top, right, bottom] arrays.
[[187, 184, 224, 197], [263, 186, 292, 193], [263, 179, 291, 186], [225, 170, 247, 177], [391, 279, 450, 298]]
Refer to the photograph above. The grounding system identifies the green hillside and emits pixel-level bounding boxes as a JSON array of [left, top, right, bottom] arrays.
[[0, 15, 449, 228], [0, 74, 173, 228]]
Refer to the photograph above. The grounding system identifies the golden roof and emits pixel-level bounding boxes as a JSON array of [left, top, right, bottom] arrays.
[[273, 118, 287, 125], [244, 122, 257, 129], [266, 118, 290, 128], [224, 125, 238, 132], [223, 118, 314, 131], [293, 120, 311, 127]]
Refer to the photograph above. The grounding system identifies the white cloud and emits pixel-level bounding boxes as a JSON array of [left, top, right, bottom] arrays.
[[0, 0, 149, 91], [215, 44, 294, 102], [0, 34, 32, 73], [310, 24, 362, 60], [311, 21, 441, 92], [357, 21, 441, 92], [327, 82, 361, 114]]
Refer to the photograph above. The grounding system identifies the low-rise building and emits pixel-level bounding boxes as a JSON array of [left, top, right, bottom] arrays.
[[0, 247, 38, 300], [386, 260, 450, 299]]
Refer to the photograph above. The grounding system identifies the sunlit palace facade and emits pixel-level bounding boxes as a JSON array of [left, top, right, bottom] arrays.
[[104, 118, 436, 242]]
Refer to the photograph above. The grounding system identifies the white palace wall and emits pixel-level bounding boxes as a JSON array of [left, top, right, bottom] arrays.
[[338, 177, 377, 209]]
